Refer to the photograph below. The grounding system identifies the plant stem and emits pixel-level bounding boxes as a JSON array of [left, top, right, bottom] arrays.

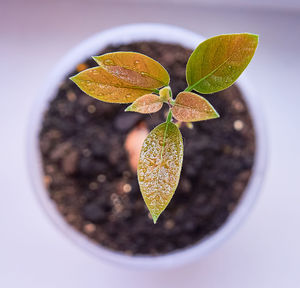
[[184, 83, 196, 92], [168, 86, 173, 99], [160, 109, 172, 160], [166, 109, 172, 123]]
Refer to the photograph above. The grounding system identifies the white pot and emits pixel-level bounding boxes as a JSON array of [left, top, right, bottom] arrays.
[[28, 23, 267, 270]]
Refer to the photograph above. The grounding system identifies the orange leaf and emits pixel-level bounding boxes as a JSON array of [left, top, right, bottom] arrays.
[[70, 66, 152, 103], [93, 52, 170, 89], [125, 94, 163, 114], [172, 92, 219, 122], [71, 52, 170, 103]]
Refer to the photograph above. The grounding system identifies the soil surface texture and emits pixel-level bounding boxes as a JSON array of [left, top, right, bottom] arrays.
[[39, 41, 255, 255]]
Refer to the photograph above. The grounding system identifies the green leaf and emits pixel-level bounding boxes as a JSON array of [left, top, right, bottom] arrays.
[[125, 94, 163, 114], [138, 122, 183, 223], [186, 33, 258, 94], [172, 92, 219, 122], [70, 52, 170, 104]]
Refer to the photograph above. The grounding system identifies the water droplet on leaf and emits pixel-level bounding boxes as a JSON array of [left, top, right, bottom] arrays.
[[141, 72, 149, 77], [104, 59, 115, 66]]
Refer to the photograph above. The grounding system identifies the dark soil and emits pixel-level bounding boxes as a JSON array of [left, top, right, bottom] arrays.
[[39, 41, 255, 255]]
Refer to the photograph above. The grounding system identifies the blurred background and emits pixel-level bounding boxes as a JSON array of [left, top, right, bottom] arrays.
[[1, 0, 300, 287]]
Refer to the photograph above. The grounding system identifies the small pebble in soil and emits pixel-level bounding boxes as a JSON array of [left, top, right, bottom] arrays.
[[43, 175, 52, 188], [67, 91, 77, 102], [234, 119, 244, 131], [123, 184, 132, 193], [89, 182, 98, 190], [76, 63, 88, 72], [87, 105, 96, 114], [97, 174, 106, 183], [84, 223, 96, 234]]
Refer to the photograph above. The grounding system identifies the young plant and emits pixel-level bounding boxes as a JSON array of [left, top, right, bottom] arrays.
[[71, 33, 258, 223]]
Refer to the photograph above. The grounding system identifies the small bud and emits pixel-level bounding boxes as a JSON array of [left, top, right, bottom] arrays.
[[159, 86, 172, 102]]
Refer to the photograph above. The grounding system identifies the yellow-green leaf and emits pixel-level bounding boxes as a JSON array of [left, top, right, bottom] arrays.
[[138, 122, 183, 223], [70, 66, 152, 103], [186, 33, 258, 94], [172, 92, 219, 122], [125, 94, 163, 114], [93, 52, 170, 89]]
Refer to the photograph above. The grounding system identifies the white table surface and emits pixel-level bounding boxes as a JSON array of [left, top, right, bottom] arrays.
[[1, 1, 300, 287]]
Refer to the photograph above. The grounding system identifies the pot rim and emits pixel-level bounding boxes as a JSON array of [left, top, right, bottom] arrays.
[[27, 23, 267, 270]]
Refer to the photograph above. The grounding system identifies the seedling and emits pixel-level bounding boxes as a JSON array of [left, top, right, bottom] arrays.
[[71, 33, 258, 223]]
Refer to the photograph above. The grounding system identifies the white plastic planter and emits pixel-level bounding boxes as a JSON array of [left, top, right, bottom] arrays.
[[28, 23, 267, 269]]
